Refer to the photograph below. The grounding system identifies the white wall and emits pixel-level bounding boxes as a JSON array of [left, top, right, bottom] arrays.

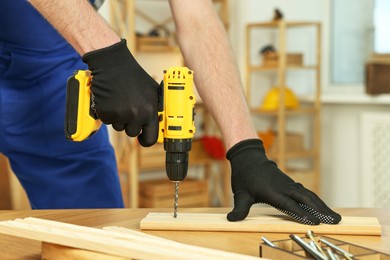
[[321, 103, 390, 206]]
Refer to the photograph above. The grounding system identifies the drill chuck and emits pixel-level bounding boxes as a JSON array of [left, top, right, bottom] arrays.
[[164, 138, 192, 182]]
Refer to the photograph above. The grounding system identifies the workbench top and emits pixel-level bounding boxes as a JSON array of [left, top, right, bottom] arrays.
[[0, 207, 389, 259]]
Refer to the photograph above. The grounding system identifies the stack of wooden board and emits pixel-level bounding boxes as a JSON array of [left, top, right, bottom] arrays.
[[0, 217, 258, 260]]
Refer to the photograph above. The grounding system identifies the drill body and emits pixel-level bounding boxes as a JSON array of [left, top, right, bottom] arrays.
[[157, 67, 196, 217], [157, 67, 196, 184]]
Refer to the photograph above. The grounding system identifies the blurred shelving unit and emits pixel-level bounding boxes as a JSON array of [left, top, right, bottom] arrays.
[[108, 0, 231, 208], [245, 20, 322, 193]]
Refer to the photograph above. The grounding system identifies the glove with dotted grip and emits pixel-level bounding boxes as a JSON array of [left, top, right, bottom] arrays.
[[226, 139, 341, 225]]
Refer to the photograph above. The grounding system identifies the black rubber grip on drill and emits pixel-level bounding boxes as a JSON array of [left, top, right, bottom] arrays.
[[64, 75, 79, 139], [164, 139, 192, 181], [165, 152, 189, 181]]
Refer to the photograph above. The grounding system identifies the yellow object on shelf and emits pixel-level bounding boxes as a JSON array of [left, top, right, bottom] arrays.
[[260, 86, 299, 111]]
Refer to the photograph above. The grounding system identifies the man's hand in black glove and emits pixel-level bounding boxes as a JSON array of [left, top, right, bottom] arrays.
[[226, 139, 341, 225], [82, 39, 159, 147]]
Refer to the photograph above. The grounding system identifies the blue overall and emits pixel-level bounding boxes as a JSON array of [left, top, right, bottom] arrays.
[[0, 1, 124, 209]]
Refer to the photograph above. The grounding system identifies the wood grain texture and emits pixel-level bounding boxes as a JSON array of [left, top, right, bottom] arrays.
[[0, 217, 259, 260], [140, 212, 382, 236], [42, 243, 128, 260]]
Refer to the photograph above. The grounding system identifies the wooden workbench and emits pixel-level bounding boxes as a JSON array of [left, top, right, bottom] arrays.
[[0, 207, 389, 259]]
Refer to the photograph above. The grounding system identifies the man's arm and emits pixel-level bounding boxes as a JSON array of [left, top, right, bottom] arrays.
[[28, 0, 120, 55], [168, 0, 258, 150], [29, 0, 160, 146], [169, 0, 341, 225]]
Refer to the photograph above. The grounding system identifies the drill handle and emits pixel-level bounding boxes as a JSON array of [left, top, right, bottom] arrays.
[[65, 70, 102, 142]]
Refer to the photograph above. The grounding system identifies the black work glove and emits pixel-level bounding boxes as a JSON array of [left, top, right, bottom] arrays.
[[226, 139, 341, 225], [82, 39, 159, 147]]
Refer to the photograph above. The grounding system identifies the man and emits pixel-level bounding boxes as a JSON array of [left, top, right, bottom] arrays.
[[6, 0, 340, 225]]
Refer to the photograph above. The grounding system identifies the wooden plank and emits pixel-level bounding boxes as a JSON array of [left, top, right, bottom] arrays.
[[42, 243, 128, 260], [140, 213, 382, 236], [0, 217, 259, 260]]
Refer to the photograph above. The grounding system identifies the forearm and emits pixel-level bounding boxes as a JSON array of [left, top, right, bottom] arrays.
[[169, 0, 257, 150], [28, 0, 120, 55]]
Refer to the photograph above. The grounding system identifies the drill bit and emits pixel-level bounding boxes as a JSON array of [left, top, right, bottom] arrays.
[[173, 181, 179, 218]]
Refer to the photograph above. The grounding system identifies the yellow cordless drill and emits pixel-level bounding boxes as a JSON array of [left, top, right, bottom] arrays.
[[157, 67, 196, 218], [65, 67, 196, 218]]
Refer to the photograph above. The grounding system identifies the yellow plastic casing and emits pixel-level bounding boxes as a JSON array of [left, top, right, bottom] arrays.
[[157, 67, 196, 143], [65, 70, 102, 142]]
